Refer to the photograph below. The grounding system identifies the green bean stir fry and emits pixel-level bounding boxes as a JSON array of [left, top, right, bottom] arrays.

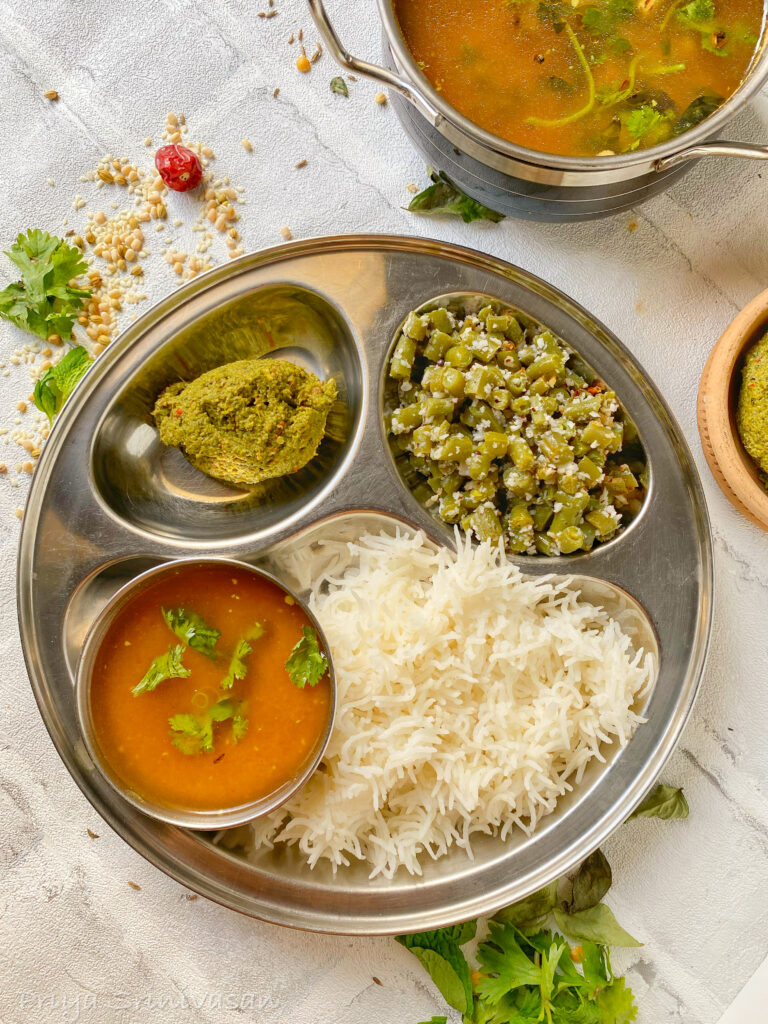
[[387, 303, 647, 555]]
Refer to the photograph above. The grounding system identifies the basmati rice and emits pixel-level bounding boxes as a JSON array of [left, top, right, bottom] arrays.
[[247, 529, 654, 879]]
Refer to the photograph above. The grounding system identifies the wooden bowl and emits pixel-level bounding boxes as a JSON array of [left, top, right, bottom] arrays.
[[698, 289, 768, 533]]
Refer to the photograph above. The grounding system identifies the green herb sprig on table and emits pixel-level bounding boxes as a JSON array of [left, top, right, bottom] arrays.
[[398, 784, 688, 1023], [0, 229, 90, 341], [32, 345, 93, 424], [408, 171, 505, 224]]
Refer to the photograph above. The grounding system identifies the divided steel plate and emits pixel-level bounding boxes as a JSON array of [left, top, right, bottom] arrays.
[[17, 235, 712, 934]]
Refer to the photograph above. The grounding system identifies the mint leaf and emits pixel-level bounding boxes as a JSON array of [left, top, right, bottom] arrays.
[[32, 346, 93, 424], [286, 625, 328, 689], [628, 784, 689, 820], [554, 904, 642, 948], [397, 931, 473, 1013], [0, 229, 90, 342], [408, 172, 504, 224], [162, 607, 221, 658], [132, 644, 190, 696]]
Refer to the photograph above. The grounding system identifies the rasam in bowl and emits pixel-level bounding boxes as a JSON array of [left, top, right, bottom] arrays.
[[75, 558, 336, 830]]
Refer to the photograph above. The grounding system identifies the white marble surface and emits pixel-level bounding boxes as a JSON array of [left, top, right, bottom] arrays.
[[1, 1, 767, 1022]]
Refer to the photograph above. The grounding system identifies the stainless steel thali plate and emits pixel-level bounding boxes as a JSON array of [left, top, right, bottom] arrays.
[[17, 234, 712, 934]]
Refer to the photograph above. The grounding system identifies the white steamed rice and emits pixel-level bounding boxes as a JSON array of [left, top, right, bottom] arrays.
[[246, 529, 654, 879]]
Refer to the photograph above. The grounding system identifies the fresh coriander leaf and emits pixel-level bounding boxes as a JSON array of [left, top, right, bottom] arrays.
[[169, 711, 214, 754], [537, 1, 568, 32], [493, 881, 558, 928], [677, 0, 715, 23], [0, 229, 90, 342], [220, 625, 263, 689], [596, 978, 638, 1023], [672, 93, 723, 135], [408, 172, 505, 224], [133, 644, 190, 696], [628, 783, 689, 820], [416, 1018, 447, 1024], [581, 0, 633, 37], [548, 989, 602, 1023], [397, 931, 473, 1013], [626, 106, 662, 140], [330, 76, 349, 97], [554, 904, 642, 948], [169, 697, 248, 754], [579, 941, 610, 996], [232, 712, 249, 742], [209, 697, 239, 722], [162, 607, 221, 658], [286, 625, 328, 689], [565, 849, 612, 913], [32, 346, 93, 425], [539, 941, 567, 1017], [475, 922, 542, 1004]]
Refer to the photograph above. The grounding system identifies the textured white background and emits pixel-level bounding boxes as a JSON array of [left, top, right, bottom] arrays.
[[1, 1, 767, 1022]]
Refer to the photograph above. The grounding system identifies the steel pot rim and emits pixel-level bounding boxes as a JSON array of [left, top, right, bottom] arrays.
[[375, 0, 768, 174]]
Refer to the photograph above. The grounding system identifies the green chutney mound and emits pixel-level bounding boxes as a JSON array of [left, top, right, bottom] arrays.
[[738, 332, 768, 482], [153, 358, 337, 486]]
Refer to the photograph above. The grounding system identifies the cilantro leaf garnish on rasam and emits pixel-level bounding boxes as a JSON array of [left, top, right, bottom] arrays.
[[162, 606, 221, 659], [132, 644, 191, 696], [285, 625, 328, 689], [398, 784, 688, 1023]]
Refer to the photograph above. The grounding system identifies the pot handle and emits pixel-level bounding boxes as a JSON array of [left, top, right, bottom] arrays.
[[655, 140, 768, 172], [307, 0, 441, 126]]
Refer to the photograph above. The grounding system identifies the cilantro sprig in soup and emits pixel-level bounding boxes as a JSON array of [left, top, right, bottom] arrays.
[[394, 0, 763, 156], [89, 564, 331, 813]]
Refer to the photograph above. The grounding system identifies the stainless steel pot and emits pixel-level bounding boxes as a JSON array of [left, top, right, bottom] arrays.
[[308, 0, 768, 221]]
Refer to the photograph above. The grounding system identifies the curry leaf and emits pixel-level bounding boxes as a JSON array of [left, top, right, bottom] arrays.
[[628, 784, 689, 820], [564, 849, 612, 913], [554, 904, 642, 948], [408, 172, 505, 224], [493, 881, 558, 928], [132, 644, 190, 696], [672, 93, 723, 135]]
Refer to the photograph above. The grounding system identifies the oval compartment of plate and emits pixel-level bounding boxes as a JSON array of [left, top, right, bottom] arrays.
[[18, 235, 711, 934]]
